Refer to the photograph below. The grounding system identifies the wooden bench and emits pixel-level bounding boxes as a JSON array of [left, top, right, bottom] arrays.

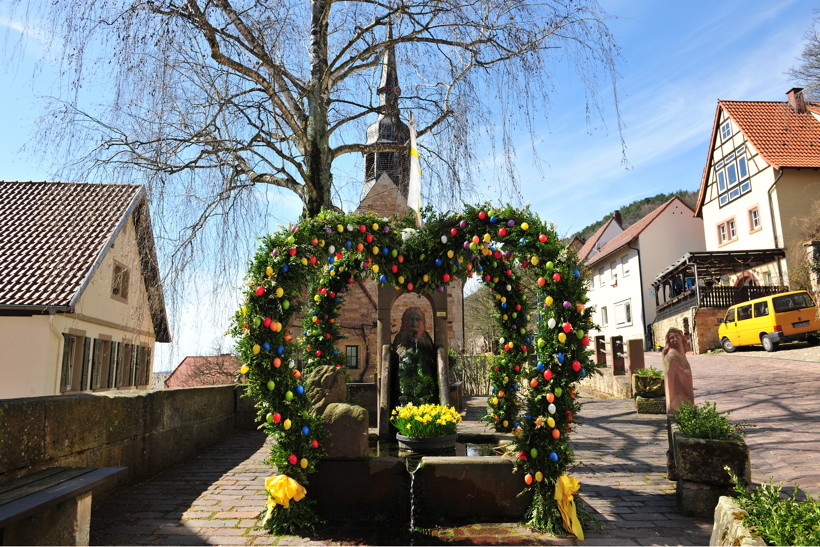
[[0, 466, 126, 546]]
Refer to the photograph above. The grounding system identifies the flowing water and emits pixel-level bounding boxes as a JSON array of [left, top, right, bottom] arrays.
[[405, 455, 423, 544]]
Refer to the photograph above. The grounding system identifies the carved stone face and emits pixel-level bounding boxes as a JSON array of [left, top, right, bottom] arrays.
[[401, 307, 426, 340], [666, 329, 685, 353]]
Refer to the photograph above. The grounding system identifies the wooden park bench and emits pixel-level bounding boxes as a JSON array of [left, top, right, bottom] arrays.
[[0, 466, 126, 546]]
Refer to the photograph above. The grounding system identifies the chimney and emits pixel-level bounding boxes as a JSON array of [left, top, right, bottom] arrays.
[[613, 210, 622, 227], [786, 87, 807, 114]]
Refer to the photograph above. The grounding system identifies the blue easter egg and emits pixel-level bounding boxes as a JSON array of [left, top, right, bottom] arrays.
[[262, 342, 271, 352], [276, 345, 284, 355], [333, 349, 338, 355], [282, 265, 289, 272], [296, 385, 304, 395], [556, 353, 565, 363], [435, 258, 442, 267], [537, 361, 544, 370], [381, 247, 389, 256], [302, 426, 309, 436], [501, 302, 507, 309], [345, 240, 352, 248], [379, 275, 387, 283], [573, 268, 580, 278], [328, 256, 335, 264], [549, 452, 558, 462], [490, 215, 498, 223]]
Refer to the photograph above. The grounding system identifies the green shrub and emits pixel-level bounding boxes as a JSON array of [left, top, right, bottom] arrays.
[[730, 471, 820, 546], [674, 401, 749, 440], [633, 367, 663, 378]]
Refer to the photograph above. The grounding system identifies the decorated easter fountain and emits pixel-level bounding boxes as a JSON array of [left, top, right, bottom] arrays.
[[233, 204, 597, 538]]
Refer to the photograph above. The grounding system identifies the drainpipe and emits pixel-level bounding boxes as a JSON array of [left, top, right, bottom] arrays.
[[627, 241, 649, 350], [767, 168, 786, 284]]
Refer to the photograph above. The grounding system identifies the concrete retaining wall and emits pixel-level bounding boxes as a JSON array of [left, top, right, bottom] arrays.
[[579, 369, 631, 399], [0, 385, 257, 486]]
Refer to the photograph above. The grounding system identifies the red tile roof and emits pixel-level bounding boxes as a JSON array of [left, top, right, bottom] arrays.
[[696, 99, 820, 215], [720, 100, 820, 169], [0, 181, 171, 341], [584, 197, 691, 266], [577, 218, 619, 262], [165, 355, 242, 388]]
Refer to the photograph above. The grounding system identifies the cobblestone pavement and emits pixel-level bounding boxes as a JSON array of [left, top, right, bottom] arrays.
[[91, 348, 818, 546]]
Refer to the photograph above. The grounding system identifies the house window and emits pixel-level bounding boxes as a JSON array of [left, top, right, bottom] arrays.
[[589, 274, 596, 290], [614, 299, 632, 326], [749, 207, 761, 231], [717, 218, 737, 245], [609, 261, 616, 280], [346, 345, 359, 369], [112, 263, 130, 300], [60, 334, 89, 392], [598, 267, 605, 286], [720, 120, 731, 142], [600, 306, 609, 327], [621, 256, 630, 277], [716, 145, 751, 207]]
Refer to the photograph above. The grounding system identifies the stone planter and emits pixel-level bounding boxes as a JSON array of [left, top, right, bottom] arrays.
[[396, 434, 457, 455], [672, 425, 751, 517], [632, 375, 665, 413]]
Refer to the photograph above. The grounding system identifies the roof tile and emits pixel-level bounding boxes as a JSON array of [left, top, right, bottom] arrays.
[[0, 181, 142, 307]]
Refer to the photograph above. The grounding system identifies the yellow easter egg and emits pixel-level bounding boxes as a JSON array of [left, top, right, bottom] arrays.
[[252, 344, 261, 355], [423, 274, 429, 282], [372, 264, 380, 273], [547, 417, 555, 428], [283, 419, 292, 430], [337, 224, 344, 232], [535, 471, 543, 482], [558, 332, 567, 343], [265, 266, 273, 276], [521, 222, 529, 231], [300, 257, 308, 265], [492, 397, 499, 405], [398, 276, 405, 284], [240, 365, 249, 375], [531, 256, 539, 266], [275, 287, 284, 298], [241, 306, 248, 316], [447, 250, 454, 258], [483, 233, 491, 243], [372, 246, 379, 255], [300, 458, 309, 469], [545, 296, 554, 307]]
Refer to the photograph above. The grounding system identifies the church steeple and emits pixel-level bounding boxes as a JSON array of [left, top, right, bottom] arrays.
[[363, 23, 410, 198]]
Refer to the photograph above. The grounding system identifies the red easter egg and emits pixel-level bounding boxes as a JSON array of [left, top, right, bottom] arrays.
[[316, 350, 322, 357], [273, 412, 282, 423], [572, 360, 581, 372], [537, 277, 546, 287], [443, 273, 451, 282], [524, 473, 533, 485], [288, 248, 297, 256], [543, 370, 553, 381], [289, 454, 298, 465], [552, 273, 562, 282], [530, 378, 538, 388], [479, 211, 487, 219], [312, 439, 319, 448], [563, 322, 572, 333], [499, 227, 507, 236], [539, 234, 547, 243], [359, 224, 366, 233], [366, 234, 373, 243], [255, 286, 265, 296], [582, 336, 590, 346], [263, 317, 271, 327], [450, 228, 458, 236]]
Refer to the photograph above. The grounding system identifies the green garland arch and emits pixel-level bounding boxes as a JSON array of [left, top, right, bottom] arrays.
[[232, 203, 597, 535]]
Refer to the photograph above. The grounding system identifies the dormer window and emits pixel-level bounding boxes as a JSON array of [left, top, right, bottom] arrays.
[[112, 262, 130, 301]]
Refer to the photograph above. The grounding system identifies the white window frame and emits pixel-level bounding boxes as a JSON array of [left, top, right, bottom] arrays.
[[716, 145, 751, 207], [720, 120, 731, 142], [717, 217, 737, 245], [621, 255, 630, 277], [600, 306, 609, 327], [589, 274, 596, 290], [614, 299, 632, 327]]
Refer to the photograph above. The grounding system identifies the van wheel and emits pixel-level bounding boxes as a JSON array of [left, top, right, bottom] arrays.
[[720, 338, 736, 353], [761, 335, 778, 352]]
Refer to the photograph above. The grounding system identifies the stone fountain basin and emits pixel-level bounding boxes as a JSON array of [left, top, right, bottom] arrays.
[[311, 437, 532, 524]]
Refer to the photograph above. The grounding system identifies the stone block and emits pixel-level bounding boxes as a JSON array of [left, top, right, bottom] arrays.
[[322, 403, 369, 459], [710, 496, 766, 546], [635, 396, 666, 414], [306, 365, 347, 416], [672, 429, 750, 486], [0, 398, 47, 476], [677, 479, 734, 518]]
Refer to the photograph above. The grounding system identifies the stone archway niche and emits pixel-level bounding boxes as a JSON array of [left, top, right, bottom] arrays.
[[376, 284, 450, 438]]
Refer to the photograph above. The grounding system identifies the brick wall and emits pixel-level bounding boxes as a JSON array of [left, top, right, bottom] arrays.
[[650, 307, 727, 354]]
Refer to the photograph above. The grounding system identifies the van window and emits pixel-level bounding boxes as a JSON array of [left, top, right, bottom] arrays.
[[773, 292, 816, 313], [725, 308, 735, 323], [737, 305, 752, 321], [753, 301, 769, 317]]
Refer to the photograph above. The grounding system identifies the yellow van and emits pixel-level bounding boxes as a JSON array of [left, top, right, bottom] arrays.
[[717, 290, 820, 352]]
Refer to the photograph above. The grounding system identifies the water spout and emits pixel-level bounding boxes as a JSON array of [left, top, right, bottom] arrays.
[[404, 454, 423, 543]]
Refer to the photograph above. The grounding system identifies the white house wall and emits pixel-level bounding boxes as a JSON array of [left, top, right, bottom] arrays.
[[586, 199, 704, 347], [0, 316, 57, 399]]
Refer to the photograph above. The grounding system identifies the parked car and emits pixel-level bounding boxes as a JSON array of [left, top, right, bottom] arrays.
[[717, 290, 820, 352]]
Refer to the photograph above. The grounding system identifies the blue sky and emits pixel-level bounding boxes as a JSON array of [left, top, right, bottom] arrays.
[[0, 0, 815, 369]]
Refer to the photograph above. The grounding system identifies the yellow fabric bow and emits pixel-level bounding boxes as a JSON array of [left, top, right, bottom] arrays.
[[265, 475, 307, 509], [554, 475, 584, 540]]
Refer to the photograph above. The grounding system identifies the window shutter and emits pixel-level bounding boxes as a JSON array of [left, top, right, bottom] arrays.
[[80, 337, 91, 391]]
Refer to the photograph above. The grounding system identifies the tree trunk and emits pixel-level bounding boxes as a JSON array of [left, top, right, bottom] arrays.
[[305, 0, 333, 217]]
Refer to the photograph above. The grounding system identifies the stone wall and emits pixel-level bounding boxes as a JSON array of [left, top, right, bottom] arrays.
[[0, 385, 256, 486], [651, 307, 726, 355]]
